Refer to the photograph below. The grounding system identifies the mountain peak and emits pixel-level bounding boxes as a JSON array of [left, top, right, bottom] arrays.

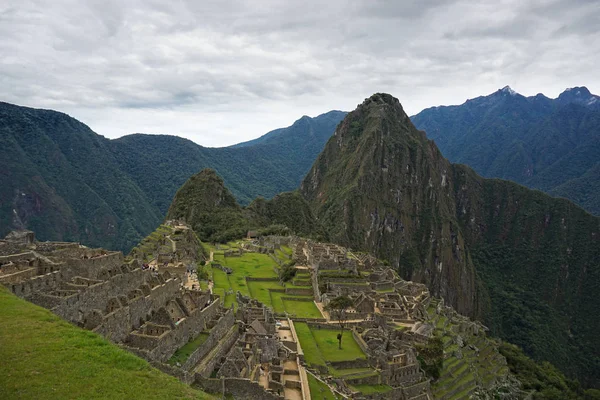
[[562, 86, 591, 96], [499, 85, 518, 96], [557, 86, 599, 107]]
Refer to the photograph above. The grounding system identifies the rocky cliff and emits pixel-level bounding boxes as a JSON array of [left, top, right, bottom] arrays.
[[301, 93, 600, 387]]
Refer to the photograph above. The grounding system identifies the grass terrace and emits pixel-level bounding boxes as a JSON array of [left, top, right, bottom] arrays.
[[294, 322, 367, 366], [307, 372, 338, 400], [168, 332, 210, 366]]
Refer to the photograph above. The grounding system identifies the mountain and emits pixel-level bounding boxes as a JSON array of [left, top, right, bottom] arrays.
[[0, 102, 162, 252], [110, 110, 346, 211], [165, 169, 323, 242], [0, 102, 345, 251], [301, 93, 600, 387], [411, 86, 600, 215]]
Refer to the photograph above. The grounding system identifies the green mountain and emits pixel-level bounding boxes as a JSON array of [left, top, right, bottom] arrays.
[[165, 169, 322, 243], [0, 101, 344, 251], [110, 110, 346, 209], [0, 102, 161, 252], [411, 86, 600, 215], [300, 93, 600, 388]]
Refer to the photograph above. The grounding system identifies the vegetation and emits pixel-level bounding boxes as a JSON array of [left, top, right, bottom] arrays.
[[294, 322, 366, 364], [166, 169, 325, 244], [411, 86, 600, 216], [168, 332, 210, 366], [301, 92, 600, 388], [499, 342, 600, 399], [0, 286, 212, 400], [307, 373, 339, 400], [0, 102, 344, 252], [325, 295, 354, 349], [416, 336, 444, 380]]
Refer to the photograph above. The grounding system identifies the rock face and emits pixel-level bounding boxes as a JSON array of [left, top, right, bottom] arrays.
[[301, 93, 600, 386], [301, 94, 479, 315]]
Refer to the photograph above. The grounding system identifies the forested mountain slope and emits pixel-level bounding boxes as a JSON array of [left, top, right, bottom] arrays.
[[411, 86, 600, 215], [301, 93, 600, 387], [0, 102, 344, 251]]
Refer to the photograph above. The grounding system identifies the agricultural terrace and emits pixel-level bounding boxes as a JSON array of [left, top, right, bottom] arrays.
[[200, 241, 322, 319], [294, 322, 376, 379]]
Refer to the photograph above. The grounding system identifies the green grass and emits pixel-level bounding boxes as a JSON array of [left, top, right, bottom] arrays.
[[247, 280, 283, 307], [168, 332, 210, 365], [213, 252, 278, 278], [294, 322, 326, 366], [307, 373, 338, 400], [349, 384, 392, 395], [311, 328, 366, 362], [282, 299, 323, 319], [0, 287, 212, 400]]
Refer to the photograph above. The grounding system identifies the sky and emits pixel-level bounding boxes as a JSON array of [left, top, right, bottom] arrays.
[[1, 0, 599, 147]]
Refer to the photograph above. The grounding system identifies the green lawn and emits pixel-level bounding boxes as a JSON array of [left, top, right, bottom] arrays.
[[307, 373, 338, 400], [282, 299, 323, 319], [0, 287, 212, 400], [311, 328, 366, 362], [294, 323, 366, 366], [294, 322, 326, 366], [247, 280, 283, 307], [213, 252, 279, 278], [168, 332, 210, 365]]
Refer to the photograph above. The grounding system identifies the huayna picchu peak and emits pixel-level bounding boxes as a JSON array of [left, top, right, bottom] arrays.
[[303, 93, 600, 389]]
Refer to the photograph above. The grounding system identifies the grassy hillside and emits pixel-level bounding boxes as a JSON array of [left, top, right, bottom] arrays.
[[0, 286, 212, 400]]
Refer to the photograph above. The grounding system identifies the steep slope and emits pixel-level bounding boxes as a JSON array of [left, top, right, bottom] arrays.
[[0, 102, 161, 252], [301, 93, 600, 387], [0, 102, 344, 251], [0, 286, 212, 400], [165, 169, 323, 243], [165, 169, 248, 243], [110, 110, 346, 208], [411, 86, 600, 215]]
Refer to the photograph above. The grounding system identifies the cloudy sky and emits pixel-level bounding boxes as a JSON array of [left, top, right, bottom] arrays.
[[1, 0, 599, 147]]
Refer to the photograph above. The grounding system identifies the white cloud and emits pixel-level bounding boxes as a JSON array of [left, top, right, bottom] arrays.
[[1, 0, 599, 146]]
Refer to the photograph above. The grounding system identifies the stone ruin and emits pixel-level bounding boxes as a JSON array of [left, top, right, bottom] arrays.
[[0, 231, 286, 400]]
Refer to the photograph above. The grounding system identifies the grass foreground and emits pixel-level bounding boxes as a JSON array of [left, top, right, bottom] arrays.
[[0, 286, 213, 400]]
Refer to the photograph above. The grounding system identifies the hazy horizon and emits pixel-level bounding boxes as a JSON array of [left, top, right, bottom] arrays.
[[2, 0, 599, 147]]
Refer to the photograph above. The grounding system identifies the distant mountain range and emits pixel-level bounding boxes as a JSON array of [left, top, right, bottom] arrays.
[[0, 102, 345, 251], [2, 84, 599, 252], [411, 86, 600, 216]]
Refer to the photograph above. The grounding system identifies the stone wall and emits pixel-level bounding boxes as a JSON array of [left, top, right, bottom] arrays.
[[329, 358, 371, 370], [63, 252, 124, 280], [194, 375, 284, 400], [9, 271, 62, 298], [0, 267, 37, 284], [181, 308, 235, 371], [144, 298, 223, 363], [196, 325, 240, 377]]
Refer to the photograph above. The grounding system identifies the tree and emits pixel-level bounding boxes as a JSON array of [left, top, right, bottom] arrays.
[[325, 295, 354, 349]]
